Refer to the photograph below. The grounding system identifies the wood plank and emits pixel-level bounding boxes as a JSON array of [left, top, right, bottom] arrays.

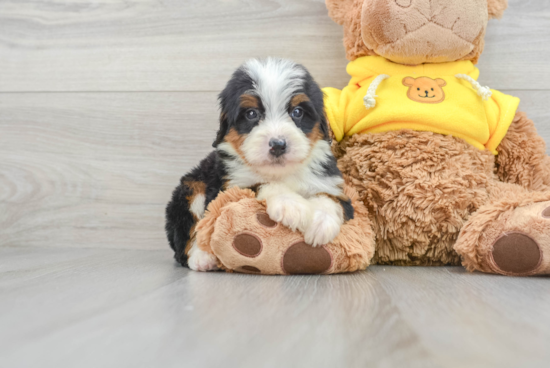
[[1, 248, 549, 368], [0, 0, 350, 92], [375, 266, 550, 368], [0, 92, 219, 250], [0, 0, 549, 92], [1, 90, 550, 251]]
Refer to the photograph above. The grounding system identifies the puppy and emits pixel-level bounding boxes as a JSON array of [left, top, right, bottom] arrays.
[[165, 58, 354, 271]]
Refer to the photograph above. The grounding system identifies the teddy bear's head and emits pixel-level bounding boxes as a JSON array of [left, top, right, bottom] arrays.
[[326, 0, 508, 65]]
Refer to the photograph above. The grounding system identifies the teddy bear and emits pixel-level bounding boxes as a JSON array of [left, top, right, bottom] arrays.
[[195, 0, 550, 276], [323, 0, 550, 276], [195, 185, 376, 274]]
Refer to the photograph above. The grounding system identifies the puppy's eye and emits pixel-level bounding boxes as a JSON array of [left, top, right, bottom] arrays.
[[417, 88, 420, 91], [431, 88, 434, 91], [245, 109, 259, 121], [291, 107, 304, 119]]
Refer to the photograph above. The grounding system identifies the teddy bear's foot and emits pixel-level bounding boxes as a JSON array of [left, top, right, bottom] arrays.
[[198, 186, 375, 275], [229, 216, 333, 275], [457, 200, 550, 276], [489, 233, 543, 276], [233, 240, 333, 275]]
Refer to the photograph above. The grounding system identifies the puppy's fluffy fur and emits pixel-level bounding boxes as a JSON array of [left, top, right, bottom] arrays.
[[166, 58, 353, 271]]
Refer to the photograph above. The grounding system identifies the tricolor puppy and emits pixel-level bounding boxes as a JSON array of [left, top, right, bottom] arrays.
[[165, 58, 354, 271]]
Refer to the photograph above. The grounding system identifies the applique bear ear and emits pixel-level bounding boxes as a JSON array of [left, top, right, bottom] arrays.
[[403, 77, 416, 87], [325, 0, 355, 25], [487, 0, 508, 20]]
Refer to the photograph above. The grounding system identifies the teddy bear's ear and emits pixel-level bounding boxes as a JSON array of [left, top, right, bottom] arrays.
[[487, 0, 508, 20], [402, 77, 416, 87], [436, 79, 447, 87], [326, 0, 355, 25]]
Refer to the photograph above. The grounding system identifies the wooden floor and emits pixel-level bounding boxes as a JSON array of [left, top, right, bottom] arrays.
[[1, 247, 549, 368], [1, 1, 550, 367]]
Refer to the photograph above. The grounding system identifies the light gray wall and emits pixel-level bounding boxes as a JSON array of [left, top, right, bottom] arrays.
[[1, 0, 549, 250]]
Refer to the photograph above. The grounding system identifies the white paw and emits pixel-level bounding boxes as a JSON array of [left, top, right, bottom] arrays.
[[304, 196, 344, 247], [304, 210, 342, 247], [266, 194, 311, 233], [188, 249, 219, 272]]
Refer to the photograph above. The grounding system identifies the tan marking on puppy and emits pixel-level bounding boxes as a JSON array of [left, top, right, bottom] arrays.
[[225, 128, 248, 160], [184, 181, 207, 220], [306, 123, 325, 144], [184, 181, 206, 204], [291, 93, 310, 107], [320, 192, 351, 205], [184, 225, 197, 255], [185, 181, 206, 197], [240, 94, 259, 109]]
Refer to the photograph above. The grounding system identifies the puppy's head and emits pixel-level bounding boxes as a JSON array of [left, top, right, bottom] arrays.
[[214, 58, 330, 179]]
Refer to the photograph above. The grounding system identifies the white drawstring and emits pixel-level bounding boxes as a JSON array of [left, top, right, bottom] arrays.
[[455, 74, 492, 101], [363, 74, 390, 109]]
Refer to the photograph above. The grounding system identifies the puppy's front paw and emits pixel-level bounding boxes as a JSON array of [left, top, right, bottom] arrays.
[[266, 194, 311, 233], [188, 249, 219, 272], [304, 211, 342, 247], [304, 197, 344, 247]]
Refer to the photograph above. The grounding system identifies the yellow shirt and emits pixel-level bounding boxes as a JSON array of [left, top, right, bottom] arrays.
[[324, 56, 520, 154]]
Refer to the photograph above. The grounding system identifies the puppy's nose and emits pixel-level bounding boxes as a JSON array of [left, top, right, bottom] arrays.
[[269, 138, 287, 157]]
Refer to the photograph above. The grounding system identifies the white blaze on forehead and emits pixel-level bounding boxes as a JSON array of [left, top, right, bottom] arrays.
[[243, 58, 306, 120]]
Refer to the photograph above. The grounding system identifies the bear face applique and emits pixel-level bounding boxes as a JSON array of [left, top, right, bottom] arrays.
[[403, 77, 447, 104]]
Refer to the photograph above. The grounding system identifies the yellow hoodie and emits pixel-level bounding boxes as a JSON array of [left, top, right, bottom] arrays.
[[323, 56, 520, 154]]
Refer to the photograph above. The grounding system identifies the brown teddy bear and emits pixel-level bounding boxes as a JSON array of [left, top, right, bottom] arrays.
[[323, 0, 550, 276], [196, 0, 550, 276]]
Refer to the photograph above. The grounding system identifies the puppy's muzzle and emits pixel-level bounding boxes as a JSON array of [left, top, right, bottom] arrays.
[[269, 138, 287, 158]]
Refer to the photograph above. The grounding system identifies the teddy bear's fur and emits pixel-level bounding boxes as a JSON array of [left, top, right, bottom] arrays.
[[326, 0, 550, 276], [196, 186, 375, 275]]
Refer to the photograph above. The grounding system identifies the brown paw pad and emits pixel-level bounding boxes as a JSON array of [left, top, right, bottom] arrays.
[[282, 242, 332, 275], [238, 266, 261, 274], [256, 213, 277, 228], [491, 233, 542, 275], [233, 233, 262, 258]]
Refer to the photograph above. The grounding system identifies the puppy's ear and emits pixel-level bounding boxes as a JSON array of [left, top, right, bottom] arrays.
[[212, 113, 229, 148], [487, 0, 508, 20]]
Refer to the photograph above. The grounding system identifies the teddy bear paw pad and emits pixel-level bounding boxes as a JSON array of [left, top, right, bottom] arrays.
[[237, 266, 261, 274], [491, 233, 542, 275], [282, 242, 332, 274], [256, 213, 277, 228], [541, 205, 550, 219], [233, 233, 263, 258]]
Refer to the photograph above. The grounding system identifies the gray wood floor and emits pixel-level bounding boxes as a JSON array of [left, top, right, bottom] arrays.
[[1, 247, 550, 368], [1, 1, 550, 367]]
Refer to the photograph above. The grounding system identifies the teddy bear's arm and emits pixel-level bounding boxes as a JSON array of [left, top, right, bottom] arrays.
[[495, 111, 550, 191]]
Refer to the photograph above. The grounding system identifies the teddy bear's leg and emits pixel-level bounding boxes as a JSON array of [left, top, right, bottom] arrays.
[[495, 111, 550, 191], [202, 187, 375, 275], [455, 182, 550, 276]]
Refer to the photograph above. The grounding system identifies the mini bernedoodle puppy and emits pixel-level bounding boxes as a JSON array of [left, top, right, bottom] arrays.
[[166, 58, 354, 271]]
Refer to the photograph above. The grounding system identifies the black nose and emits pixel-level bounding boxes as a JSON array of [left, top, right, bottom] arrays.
[[269, 138, 287, 157]]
